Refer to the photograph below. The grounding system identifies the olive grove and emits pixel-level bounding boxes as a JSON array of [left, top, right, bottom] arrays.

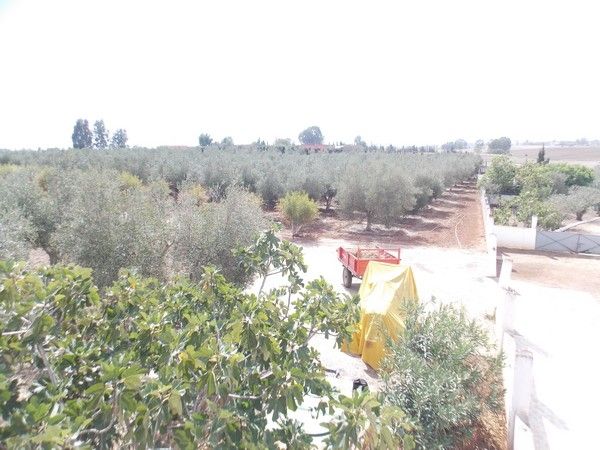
[[0, 145, 481, 240]]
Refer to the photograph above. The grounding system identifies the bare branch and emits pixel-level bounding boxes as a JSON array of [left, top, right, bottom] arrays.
[[76, 387, 119, 439], [36, 344, 58, 385], [228, 393, 261, 400]]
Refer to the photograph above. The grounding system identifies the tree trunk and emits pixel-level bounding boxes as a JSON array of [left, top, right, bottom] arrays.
[[47, 248, 59, 265], [365, 213, 372, 231], [576, 210, 585, 221]]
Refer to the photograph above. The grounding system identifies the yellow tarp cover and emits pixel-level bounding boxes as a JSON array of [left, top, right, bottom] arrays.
[[344, 262, 419, 369]]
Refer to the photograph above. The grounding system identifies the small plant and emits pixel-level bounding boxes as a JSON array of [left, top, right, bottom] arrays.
[[278, 191, 318, 236], [118, 171, 143, 190], [180, 182, 209, 205]]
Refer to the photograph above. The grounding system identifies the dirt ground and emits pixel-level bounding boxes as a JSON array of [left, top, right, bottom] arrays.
[[275, 180, 486, 250], [482, 146, 600, 168], [500, 249, 600, 296], [562, 216, 600, 234]]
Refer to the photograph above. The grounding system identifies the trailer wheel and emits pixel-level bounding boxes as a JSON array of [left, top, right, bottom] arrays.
[[342, 267, 352, 288]]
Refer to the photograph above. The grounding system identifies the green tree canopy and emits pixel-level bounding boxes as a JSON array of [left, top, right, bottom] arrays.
[[354, 135, 367, 147], [298, 126, 324, 145], [550, 186, 600, 221], [198, 133, 213, 147], [488, 137, 512, 154], [221, 136, 234, 146], [478, 155, 518, 194]]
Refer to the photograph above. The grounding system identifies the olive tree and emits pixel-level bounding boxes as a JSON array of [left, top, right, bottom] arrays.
[[550, 186, 600, 221], [278, 191, 318, 236], [171, 186, 268, 284], [338, 163, 415, 231], [52, 170, 171, 286], [0, 208, 33, 260], [0, 169, 64, 263], [257, 167, 285, 209]]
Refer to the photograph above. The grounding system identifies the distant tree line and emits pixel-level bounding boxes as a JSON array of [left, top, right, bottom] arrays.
[[72, 119, 128, 149]]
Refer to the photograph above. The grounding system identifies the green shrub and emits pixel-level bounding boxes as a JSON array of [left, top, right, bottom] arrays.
[[179, 181, 209, 205], [495, 191, 564, 229], [278, 191, 319, 236], [381, 301, 502, 449], [118, 171, 143, 190], [0, 164, 20, 177]]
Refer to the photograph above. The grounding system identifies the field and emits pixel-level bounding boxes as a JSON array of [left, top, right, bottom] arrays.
[[482, 145, 600, 167]]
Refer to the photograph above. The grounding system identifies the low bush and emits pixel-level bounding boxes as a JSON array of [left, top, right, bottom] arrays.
[[381, 301, 503, 449], [118, 171, 143, 190], [278, 191, 318, 236]]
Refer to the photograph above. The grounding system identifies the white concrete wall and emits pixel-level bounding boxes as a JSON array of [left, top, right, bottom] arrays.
[[498, 258, 536, 450], [495, 225, 536, 250], [479, 189, 499, 276]]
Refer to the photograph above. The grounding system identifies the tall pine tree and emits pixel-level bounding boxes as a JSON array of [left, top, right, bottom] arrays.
[[93, 120, 109, 149], [71, 119, 93, 149]]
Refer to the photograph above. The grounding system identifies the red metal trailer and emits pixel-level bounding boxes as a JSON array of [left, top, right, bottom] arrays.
[[337, 246, 401, 287]]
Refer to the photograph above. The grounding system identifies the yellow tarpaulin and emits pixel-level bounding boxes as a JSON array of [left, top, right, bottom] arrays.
[[344, 262, 419, 369]]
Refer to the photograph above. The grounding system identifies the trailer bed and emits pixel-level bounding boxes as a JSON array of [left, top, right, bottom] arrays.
[[337, 246, 401, 287]]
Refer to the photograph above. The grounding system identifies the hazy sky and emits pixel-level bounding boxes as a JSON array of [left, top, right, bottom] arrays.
[[0, 0, 598, 149]]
